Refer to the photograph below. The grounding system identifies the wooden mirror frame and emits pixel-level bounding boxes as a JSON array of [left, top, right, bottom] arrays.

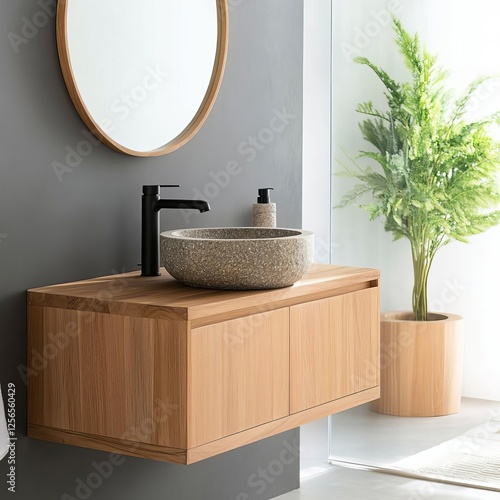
[[56, 0, 228, 157]]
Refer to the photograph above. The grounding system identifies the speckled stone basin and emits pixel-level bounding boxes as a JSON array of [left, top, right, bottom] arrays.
[[160, 227, 314, 290]]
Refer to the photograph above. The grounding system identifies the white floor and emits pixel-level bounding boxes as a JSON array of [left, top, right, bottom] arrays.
[[272, 398, 500, 499]]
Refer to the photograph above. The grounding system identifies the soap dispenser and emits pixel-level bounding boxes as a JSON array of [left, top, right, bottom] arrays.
[[252, 188, 276, 227]]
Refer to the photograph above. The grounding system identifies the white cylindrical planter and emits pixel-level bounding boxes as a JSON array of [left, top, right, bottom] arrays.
[[371, 312, 464, 417]]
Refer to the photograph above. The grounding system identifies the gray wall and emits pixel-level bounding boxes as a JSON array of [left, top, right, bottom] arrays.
[[0, 1, 303, 499]]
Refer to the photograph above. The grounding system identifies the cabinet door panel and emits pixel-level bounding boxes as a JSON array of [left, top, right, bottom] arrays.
[[189, 308, 289, 447], [290, 288, 379, 413]]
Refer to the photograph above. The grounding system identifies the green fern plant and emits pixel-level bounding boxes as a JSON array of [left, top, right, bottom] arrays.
[[339, 18, 500, 321]]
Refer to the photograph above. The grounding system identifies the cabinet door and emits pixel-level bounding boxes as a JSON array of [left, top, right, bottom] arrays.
[[188, 308, 289, 447], [290, 287, 379, 413]]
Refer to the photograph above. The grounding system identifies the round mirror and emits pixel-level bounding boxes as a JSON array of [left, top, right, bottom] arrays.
[[56, 0, 228, 156]]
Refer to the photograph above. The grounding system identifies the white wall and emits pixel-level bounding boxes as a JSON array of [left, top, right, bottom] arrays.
[[303, 0, 332, 264], [332, 0, 500, 401]]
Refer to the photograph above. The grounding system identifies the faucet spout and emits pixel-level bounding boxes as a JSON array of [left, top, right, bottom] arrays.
[[155, 199, 211, 213], [141, 186, 210, 277]]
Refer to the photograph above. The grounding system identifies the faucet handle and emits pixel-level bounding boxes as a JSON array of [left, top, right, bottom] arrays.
[[142, 185, 180, 195], [160, 185, 180, 188]]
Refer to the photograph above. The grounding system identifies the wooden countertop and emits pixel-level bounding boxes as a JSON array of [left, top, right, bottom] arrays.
[[28, 264, 380, 327]]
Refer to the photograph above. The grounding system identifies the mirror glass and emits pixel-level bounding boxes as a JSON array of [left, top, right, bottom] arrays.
[[57, 0, 228, 156]]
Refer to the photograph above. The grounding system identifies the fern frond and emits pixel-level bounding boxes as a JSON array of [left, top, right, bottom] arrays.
[[339, 17, 500, 320]]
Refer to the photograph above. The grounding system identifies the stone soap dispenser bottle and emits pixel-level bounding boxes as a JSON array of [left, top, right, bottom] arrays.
[[252, 188, 276, 227]]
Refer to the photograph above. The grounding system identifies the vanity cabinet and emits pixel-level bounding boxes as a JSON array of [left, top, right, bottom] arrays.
[[189, 309, 290, 447], [290, 288, 379, 413], [27, 264, 380, 464]]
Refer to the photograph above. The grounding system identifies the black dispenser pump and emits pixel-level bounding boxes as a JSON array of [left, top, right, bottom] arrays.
[[257, 187, 274, 204]]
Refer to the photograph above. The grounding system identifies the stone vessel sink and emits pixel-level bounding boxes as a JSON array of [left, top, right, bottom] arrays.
[[160, 227, 314, 290]]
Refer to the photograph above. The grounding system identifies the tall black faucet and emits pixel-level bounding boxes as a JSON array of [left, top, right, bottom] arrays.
[[141, 185, 210, 276]]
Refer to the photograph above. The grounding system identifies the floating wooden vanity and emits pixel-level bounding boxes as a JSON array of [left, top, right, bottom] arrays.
[[27, 264, 380, 464]]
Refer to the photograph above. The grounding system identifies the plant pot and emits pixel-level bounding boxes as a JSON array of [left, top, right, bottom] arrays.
[[370, 311, 464, 417]]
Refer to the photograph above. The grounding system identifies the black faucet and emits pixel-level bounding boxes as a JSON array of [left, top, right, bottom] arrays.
[[141, 185, 210, 276]]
